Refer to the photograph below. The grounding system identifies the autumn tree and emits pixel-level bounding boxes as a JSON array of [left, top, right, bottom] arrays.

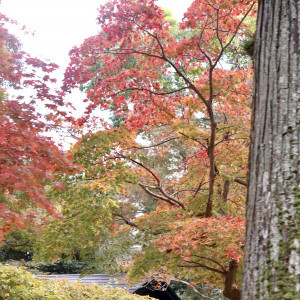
[[242, 0, 300, 299], [37, 0, 257, 299], [0, 11, 73, 241]]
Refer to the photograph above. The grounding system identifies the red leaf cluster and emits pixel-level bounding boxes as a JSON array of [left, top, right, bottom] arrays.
[[0, 13, 74, 240]]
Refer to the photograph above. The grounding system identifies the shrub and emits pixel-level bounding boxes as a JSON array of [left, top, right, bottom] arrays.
[[0, 246, 33, 262], [0, 264, 151, 299], [37, 260, 88, 274]]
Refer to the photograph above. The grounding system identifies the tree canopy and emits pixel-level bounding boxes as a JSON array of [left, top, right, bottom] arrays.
[[0, 1, 258, 299]]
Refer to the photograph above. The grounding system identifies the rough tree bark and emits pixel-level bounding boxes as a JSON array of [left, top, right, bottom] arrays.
[[242, 0, 300, 299]]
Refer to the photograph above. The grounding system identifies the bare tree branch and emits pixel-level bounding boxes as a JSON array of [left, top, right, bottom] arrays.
[[116, 152, 161, 184], [193, 255, 227, 273], [191, 179, 209, 199], [234, 177, 247, 187], [178, 131, 208, 149], [113, 213, 138, 228], [103, 48, 163, 59], [180, 259, 225, 275], [3, 239, 30, 248], [138, 182, 186, 209], [170, 187, 207, 198], [131, 136, 179, 150], [139, 183, 179, 206], [110, 86, 189, 97]]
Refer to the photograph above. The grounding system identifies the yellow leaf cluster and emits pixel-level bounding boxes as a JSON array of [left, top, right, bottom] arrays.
[[0, 264, 151, 300]]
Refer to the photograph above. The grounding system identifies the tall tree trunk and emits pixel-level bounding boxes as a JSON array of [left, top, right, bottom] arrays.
[[242, 0, 300, 299]]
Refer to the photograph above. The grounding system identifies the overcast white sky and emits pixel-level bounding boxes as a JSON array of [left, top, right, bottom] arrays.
[[1, 0, 193, 70]]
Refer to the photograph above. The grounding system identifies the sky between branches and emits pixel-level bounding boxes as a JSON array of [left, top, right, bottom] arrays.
[[2, 0, 193, 70]]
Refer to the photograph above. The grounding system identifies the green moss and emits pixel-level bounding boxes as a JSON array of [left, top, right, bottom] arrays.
[[292, 198, 300, 207], [266, 282, 272, 289], [293, 188, 300, 198], [266, 257, 272, 263], [283, 292, 298, 299], [287, 126, 294, 133], [257, 188, 300, 299], [271, 188, 300, 298], [277, 280, 286, 288]]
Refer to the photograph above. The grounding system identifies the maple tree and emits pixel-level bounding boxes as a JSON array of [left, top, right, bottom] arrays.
[[35, 0, 257, 299], [0, 11, 73, 241]]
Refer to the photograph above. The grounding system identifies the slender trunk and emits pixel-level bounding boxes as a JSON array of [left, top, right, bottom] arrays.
[[222, 179, 230, 202], [223, 260, 241, 300], [205, 110, 217, 217], [242, 0, 300, 299]]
